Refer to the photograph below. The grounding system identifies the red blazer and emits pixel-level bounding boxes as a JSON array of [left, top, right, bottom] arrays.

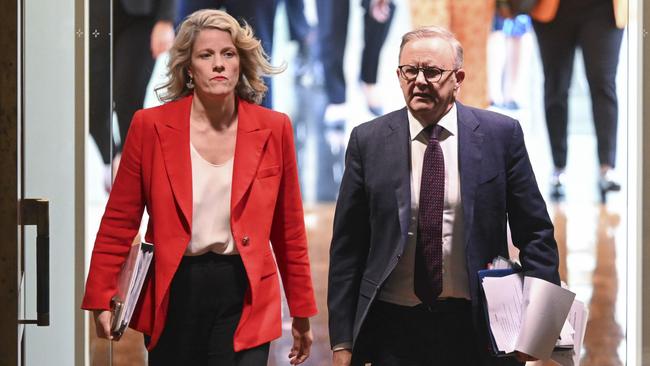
[[82, 95, 318, 351]]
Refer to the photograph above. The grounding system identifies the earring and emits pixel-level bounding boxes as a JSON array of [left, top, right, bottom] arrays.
[[186, 76, 194, 89]]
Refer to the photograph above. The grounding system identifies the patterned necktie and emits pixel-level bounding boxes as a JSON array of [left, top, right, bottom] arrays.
[[414, 124, 444, 305]]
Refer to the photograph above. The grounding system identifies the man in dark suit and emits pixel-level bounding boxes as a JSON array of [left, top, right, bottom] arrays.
[[328, 26, 560, 366]]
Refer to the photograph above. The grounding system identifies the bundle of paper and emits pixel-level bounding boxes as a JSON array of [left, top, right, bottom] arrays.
[[489, 256, 522, 271], [550, 299, 589, 366], [478, 270, 581, 363], [110, 241, 154, 340]]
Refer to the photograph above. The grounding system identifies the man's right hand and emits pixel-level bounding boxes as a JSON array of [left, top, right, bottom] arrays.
[[93, 310, 114, 340], [332, 349, 352, 366]]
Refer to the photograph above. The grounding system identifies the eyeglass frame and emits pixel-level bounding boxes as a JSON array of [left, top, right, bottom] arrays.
[[397, 64, 459, 83]]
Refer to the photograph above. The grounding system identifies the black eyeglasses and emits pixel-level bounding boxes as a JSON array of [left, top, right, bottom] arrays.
[[398, 65, 457, 83]]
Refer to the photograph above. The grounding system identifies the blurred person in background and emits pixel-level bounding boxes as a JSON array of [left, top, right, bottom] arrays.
[[488, 8, 532, 111], [531, 0, 627, 201], [90, 0, 177, 188], [317, 0, 396, 123], [82, 9, 317, 365], [316, 0, 396, 192]]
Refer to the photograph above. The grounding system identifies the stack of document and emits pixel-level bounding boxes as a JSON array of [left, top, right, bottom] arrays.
[[550, 300, 589, 366], [479, 263, 587, 365], [111, 241, 154, 340]]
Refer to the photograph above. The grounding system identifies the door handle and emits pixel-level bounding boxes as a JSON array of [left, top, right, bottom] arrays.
[[18, 198, 50, 326]]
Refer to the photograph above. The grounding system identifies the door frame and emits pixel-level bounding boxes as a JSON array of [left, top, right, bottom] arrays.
[[0, 0, 86, 364], [637, 0, 650, 363], [75, 0, 87, 364], [0, 0, 19, 363]]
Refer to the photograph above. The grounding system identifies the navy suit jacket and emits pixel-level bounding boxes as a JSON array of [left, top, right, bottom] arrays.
[[328, 103, 560, 363]]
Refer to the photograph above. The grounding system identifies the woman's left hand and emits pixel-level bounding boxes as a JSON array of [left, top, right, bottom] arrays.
[[288, 317, 313, 365]]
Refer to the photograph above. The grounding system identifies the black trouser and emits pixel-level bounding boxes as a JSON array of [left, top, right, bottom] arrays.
[[532, 0, 623, 169], [89, 0, 162, 163], [148, 253, 269, 366], [316, 0, 395, 104], [284, 0, 311, 43], [353, 299, 523, 366], [89, 0, 113, 164], [113, 0, 158, 154]]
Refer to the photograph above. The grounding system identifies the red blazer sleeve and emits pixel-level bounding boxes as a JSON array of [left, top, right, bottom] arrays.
[[82, 111, 147, 310], [269, 115, 318, 318]]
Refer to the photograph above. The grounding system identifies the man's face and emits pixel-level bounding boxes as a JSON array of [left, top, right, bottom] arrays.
[[397, 37, 465, 123]]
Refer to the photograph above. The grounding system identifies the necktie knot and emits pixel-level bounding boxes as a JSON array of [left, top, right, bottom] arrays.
[[425, 124, 443, 142]]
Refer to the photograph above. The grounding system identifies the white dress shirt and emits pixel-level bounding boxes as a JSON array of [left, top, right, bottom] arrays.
[[378, 103, 470, 306]]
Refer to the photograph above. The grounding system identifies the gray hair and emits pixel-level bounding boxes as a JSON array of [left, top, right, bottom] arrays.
[[399, 26, 464, 69]]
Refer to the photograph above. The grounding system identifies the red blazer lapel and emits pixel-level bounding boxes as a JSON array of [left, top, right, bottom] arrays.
[[154, 95, 193, 229], [231, 100, 271, 211], [151, 97, 270, 229]]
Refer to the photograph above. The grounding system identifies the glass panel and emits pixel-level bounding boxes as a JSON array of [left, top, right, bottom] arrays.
[[21, 0, 79, 363]]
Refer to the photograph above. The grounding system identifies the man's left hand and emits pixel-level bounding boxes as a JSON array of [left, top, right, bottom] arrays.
[[514, 351, 538, 362], [288, 317, 313, 365]]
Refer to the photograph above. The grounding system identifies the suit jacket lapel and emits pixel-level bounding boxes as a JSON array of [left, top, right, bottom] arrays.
[[457, 103, 483, 244], [154, 95, 193, 229], [386, 108, 411, 249], [231, 100, 271, 210]]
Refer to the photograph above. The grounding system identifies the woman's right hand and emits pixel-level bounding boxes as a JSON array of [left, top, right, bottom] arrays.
[[93, 310, 114, 340]]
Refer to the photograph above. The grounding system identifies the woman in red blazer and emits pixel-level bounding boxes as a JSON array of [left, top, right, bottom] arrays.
[[82, 9, 317, 365]]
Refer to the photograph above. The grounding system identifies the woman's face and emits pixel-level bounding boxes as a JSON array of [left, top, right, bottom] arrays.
[[188, 28, 240, 99]]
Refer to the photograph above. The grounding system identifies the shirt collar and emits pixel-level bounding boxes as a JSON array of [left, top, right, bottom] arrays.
[[407, 103, 458, 141]]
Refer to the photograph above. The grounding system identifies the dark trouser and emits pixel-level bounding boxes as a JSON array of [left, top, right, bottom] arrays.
[[284, 0, 311, 43], [532, 0, 623, 169], [113, 0, 157, 154], [177, 0, 279, 108], [316, 0, 395, 104], [89, 0, 112, 164], [353, 300, 523, 366], [148, 253, 269, 366]]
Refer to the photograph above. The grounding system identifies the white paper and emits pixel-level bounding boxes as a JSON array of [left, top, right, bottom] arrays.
[[556, 317, 575, 349], [112, 242, 154, 333], [481, 274, 576, 360], [516, 277, 576, 360], [123, 248, 153, 325], [551, 300, 588, 366], [481, 273, 524, 352]]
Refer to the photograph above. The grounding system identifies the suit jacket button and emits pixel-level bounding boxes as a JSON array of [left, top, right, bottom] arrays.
[[242, 236, 250, 246]]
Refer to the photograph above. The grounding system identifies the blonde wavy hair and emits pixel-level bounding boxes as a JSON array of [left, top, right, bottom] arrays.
[[156, 9, 285, 104]]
